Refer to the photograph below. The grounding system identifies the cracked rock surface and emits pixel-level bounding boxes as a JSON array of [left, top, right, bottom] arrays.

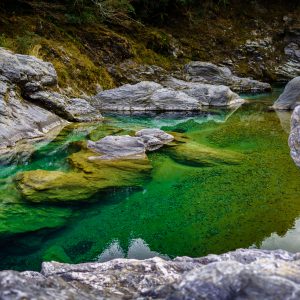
[[1, 249, 300, 299]]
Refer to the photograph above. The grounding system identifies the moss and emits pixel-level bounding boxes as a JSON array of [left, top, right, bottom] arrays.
[[16, 149, 152, 203], [88, 123, 133, 141]]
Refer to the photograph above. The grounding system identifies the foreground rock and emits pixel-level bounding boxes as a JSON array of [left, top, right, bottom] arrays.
[[17, 129, 173, 202], [0, 48, 102, 149], [184, 61, 271, 93], [273, 77, 300, 110], [2, 249, 300, 299], [92, 80, 244, 111], [289, 105, 300, 167]]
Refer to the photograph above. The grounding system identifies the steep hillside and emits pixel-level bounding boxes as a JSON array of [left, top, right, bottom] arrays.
[[0, 0, 299, 96]]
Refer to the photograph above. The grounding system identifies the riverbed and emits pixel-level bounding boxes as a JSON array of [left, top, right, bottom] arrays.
[[1, 88, 300, 271]]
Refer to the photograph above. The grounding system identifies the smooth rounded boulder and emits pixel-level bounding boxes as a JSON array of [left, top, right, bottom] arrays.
[[273, 77, 300, 110]]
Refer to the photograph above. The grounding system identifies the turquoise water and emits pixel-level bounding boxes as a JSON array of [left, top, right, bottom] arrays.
[[1, 88, 300, 271]]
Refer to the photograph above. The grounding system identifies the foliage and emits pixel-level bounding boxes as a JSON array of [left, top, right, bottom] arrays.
[[63, 0, 230, 24]]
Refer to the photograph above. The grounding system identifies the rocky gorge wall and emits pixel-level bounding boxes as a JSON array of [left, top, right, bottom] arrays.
[[2, 2, 300, 299]]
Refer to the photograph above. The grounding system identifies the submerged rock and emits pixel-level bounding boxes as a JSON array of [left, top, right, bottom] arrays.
[[184, 61, 271, 93], [16, 151, 151, 203], [88, 128, 174, 159], [2, 249, 300, 299], [92, 80, 244, 111], [273, 77, 300, 110], [276, 21, 300, 81], [0, 48, 101, 150], [88, 136, 147, 160]]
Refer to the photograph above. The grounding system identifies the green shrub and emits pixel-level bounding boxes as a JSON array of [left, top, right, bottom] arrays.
[[15, 32, 39, 54], [0, 34, 8, 48]]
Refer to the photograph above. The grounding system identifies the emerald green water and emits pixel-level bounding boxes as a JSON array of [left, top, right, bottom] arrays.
[[1, 89, 300, 271]]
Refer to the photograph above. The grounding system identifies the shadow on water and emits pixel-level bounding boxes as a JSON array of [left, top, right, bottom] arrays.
[[1, 89, 300, 271]]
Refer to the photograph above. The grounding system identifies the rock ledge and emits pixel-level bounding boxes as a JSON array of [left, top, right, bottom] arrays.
[[2, 249, 300, 299]]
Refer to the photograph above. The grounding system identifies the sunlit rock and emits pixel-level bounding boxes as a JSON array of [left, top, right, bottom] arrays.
[[3, 249, 300, 299], [167, 139, 242, 167], [289, 105, 300, 167], [162, 77, 245, 107], [0, 75, 66, 149], [16, 150, 152, 203], [87, 136, 147, 160], [0, 48, 101, 150]]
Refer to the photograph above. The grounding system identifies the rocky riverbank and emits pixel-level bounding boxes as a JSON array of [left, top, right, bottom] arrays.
[[1, 47, 261, 151], [2, 249, 300, 299]]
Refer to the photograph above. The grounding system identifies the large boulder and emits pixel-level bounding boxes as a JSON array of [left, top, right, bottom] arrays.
[[273, 77, 300, 110], [0, 48, 101, 149], [92, 80, 244, 111], [2, 249, 300, 299], [88, 136, 147, 160], [289, 105, 300, 167], [184, 61, 271, 93], [16, 151, 152, 203]]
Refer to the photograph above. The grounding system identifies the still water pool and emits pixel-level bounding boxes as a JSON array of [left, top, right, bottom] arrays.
[[1, 88, 300, 271]]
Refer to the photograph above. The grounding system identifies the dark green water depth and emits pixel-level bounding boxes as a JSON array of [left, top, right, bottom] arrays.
[[1, 89, 300, 271]]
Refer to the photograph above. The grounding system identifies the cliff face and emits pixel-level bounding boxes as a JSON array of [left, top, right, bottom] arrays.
[[0, 1, 299, 97], [2, 249, 300, 299]]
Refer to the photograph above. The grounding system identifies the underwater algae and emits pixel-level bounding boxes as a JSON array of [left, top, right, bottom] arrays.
[[1, 91, 300, 270]]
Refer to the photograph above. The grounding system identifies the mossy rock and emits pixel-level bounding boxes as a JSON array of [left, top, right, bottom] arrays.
[[88, 124, 133, 142], [167, 141, 243, 167], [16, 150, 152, 203]]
